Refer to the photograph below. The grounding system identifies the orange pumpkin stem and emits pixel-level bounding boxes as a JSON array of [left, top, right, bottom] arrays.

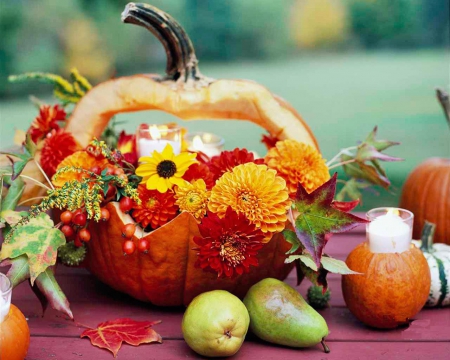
[[122, 2, 204, 83]]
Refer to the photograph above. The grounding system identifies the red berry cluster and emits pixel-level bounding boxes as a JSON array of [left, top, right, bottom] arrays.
[[121, 223, 150, 255], [60, 208, 110, 247]]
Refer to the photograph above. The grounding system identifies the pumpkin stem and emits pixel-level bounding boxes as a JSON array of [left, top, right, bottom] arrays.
[[420, 221, 436, 253], [436, 88, 450, 131], [121, 3, 205, 83]]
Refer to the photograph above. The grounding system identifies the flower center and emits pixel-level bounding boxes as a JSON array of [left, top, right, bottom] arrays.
[[220, 235, 245, 266], [157, 160, 177, 178], [146, 197, 157, 209]]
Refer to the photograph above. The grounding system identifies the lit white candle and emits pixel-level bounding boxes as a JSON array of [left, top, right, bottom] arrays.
[[0, 273, 12, 323], [368, 208, 412, 253], [186, 132, 224, 158], [137, 125, 181, 157]]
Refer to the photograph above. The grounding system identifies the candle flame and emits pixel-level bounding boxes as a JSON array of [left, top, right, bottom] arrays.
[[193, 135, 204, 150], [149, 125, 161, 140], [387, 208, 400, 216]]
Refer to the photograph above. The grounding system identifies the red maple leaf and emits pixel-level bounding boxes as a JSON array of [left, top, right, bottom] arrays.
[[81, 318, 162, 357], [292, 173, 369, 267]]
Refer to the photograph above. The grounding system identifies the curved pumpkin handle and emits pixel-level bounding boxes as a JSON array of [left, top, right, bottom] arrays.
[[64, 2, 319, 151]]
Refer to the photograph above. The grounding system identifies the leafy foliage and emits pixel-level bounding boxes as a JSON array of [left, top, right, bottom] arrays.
[[290, 173, 369, 267], [81, 318, 162, 357], [0, 134, 36, 180], [0, 213, 65, 284]]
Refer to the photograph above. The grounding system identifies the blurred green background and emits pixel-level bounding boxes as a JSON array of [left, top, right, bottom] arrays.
[[0, 0, 449, 210]]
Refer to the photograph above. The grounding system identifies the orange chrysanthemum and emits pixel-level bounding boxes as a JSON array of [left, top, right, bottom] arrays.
[[131, 185, 178, 230], [183, 163, 215, 190], [265, 139, 330, 195], [208, 148, 263, 181], [52, 151, 109, 187], [28, 104, 66, 143], [175, 179, 210, 221], [40, 130, 81, 178], [208, 163, 291, 236]]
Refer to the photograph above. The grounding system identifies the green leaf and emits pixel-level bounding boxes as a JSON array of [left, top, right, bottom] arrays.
[[1, 176, 25, 211], [0, 213, 66, 284], [292, 173, 369, 267], [34, 268, 73, 319], [363, 126, 400, 152], [0, 210, 23, 225], [320, 256, 361, 275], [285, 254, 318, 271], [24, 133, 37, 158], [0, 255, 30, 287], [0, 152, 33, 180], [296, 259, 329, 291], [282, 229, 303, 254]]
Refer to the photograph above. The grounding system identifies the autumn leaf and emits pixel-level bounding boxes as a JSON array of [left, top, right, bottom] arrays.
[[81, 318, 162, 357], [0, 134, 36, 180], [0, 213, 66, 284], [0, 255, 30, 287], [292, 173, 369, 267]]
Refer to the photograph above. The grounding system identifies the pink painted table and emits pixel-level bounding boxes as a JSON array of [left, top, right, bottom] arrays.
[[2, 225, 450, 359]]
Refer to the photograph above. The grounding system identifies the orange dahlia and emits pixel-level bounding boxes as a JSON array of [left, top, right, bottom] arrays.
[[208, 148, 263, 181], [28, 104, 66, 143], [52, 151, 109, 187], [194, 208, 265, 278], [131, 184, 178, 229], [40, 130, 81, 178], [183, 162, 215, 190], [208, 163, 291, 235], [265, 139, 330, 195], [174, 179, 210, 221]]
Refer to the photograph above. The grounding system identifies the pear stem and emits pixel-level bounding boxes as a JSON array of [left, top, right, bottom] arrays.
[[321, 338, 330, 353]]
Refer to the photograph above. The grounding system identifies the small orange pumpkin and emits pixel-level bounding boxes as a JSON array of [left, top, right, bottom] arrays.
[[86, 203, 293, 306], [0, 304, 30, 360], [342, 242, 430, 329], [400, 157, 450, 245]]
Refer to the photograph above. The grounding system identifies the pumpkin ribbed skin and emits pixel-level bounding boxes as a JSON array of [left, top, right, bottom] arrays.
[[342, 242, 431, 329], [400, 158, 450, 245], [0, 304, 30, 360], [86, 202, 293, 306]]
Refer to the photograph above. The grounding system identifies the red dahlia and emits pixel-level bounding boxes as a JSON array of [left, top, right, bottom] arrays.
[[131, 185, 178, 230], [28, 104, 66, 143], [193, 208, 265, 278], [261, 131, 281, 150], [208, 148, 264, 181], [117, 130, 138, 166], [40, 130, 80, 177], [183, 163, 215, 190]]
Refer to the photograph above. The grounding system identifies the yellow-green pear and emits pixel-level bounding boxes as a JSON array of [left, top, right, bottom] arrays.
[[182, 290, 250, 357], [243, 278, 330, 352]]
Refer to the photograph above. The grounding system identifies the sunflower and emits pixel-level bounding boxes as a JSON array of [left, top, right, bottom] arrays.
[[175, 179, 210, 221], [136, 144, 197, 193], [193, 208, 265, 278], [52, 151, 110, 187], [264, 139, 330, 195], [208, 163, 291, 235], [131, 185, 178, 230]]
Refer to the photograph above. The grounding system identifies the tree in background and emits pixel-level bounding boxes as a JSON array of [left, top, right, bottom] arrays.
[[291, 0, 348, 49]]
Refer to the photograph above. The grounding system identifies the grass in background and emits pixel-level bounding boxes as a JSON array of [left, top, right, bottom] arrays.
[[1, 50, 448, 211]]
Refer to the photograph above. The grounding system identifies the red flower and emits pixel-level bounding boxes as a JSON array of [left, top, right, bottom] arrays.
[[208, 148, 264, 181], [117, 131, 137, 166], [40, 130, 80, 178], [131, 185, 178, 230], [28, 104, 66, 143], [183, 163, 215, 190], [261, 130, 282, 150], [194, 208, 265, 278]]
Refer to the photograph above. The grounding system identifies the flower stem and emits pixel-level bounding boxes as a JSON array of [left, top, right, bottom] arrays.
[[3, 173, 51, 191], [18, 196, 46, 206], [327, 159, 356, 170], [34, 159, 55, 190], [326, 146, 357, 167]]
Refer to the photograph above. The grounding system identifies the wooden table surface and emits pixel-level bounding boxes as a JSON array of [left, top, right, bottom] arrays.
[[2, 225, 450, 360]]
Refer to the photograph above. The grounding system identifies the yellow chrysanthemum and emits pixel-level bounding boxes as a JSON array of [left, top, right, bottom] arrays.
[[265, 139, 330, 195], [136, 144, 197, 193], [175, 179, 210, 221], [208, 163, 291, 235]]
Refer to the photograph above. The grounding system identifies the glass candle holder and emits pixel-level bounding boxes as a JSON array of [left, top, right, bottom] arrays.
[[185, 132, 225, 158], [136, 124, 182, 157], [0, 273, 12, 323], [366, 207, 414, 253]]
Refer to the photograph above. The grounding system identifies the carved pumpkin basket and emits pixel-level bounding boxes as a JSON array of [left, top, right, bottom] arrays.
[[4, 3, 322, 306]]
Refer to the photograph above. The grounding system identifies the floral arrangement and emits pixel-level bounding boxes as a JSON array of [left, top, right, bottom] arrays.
[[0, 70, 401, 319]]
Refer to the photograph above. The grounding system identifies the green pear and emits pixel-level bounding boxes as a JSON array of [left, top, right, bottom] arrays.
[[182, 290, 250, 357], [243, 278, 330, 352]]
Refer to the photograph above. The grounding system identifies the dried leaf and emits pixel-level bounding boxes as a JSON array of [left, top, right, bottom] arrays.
[[0, 213, 66, 284], [81, 318, 162, 357], [292, 173, 369, 267]]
